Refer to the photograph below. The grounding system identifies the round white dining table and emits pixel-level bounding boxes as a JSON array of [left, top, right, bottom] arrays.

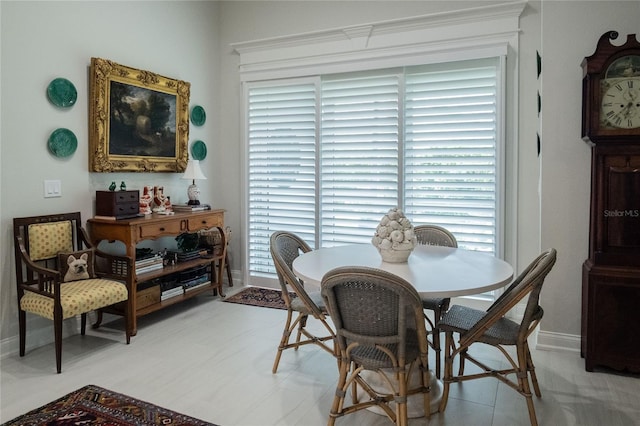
[[292, 243, 514, 418], [293, 243, 514, 297]]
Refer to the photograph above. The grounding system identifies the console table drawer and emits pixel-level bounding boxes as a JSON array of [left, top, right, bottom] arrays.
[[138, 221, 183, 238], [112, 202, 139, 217], [137, 285, 160, 310], [186, 215, 223, 232]]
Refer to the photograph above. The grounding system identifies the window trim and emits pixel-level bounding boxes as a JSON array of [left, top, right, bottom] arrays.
[[232, 2, 525, 81]]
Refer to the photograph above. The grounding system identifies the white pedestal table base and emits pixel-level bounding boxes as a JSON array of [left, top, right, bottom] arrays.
[[361, 368, 443, 418]]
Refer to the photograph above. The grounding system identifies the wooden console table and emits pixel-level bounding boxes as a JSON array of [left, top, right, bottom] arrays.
[[87, 210, 226, 336]]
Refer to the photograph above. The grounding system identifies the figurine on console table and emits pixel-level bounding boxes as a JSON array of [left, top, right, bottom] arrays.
[[152, 186, 175, 215], [139, 185, 153, 215]]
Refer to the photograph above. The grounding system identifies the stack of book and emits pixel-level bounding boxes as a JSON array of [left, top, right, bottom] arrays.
[[135, 253, 164, 275], [182, 275, 211, 293], [172, 204, 211, 212], [177, 251, 201, 263], [178, 265, 210, 293], [160, 281, 183, 301]]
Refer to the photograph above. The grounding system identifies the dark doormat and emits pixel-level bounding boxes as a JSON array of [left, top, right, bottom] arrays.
[[223, 286, 295, 310]]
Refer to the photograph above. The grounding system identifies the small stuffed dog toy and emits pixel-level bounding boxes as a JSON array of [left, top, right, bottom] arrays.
[[64, 253, 90, 282]]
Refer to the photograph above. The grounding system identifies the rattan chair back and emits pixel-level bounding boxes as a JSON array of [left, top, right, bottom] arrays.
[[321, 266, 431, 425], [414, 224, 458, 248], [269, 231, 336, 373], [413, 224, 458, 378], [270, 231, 322, 316], [438, 248, 557, 426], [461, 248, 557, 348]]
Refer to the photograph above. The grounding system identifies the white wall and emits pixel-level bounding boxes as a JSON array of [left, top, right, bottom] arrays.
[[537, 0, 640, 349], [0, 1, 221, 347]]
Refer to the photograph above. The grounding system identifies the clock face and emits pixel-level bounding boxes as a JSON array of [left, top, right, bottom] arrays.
[[600, 78, 640, 129], [582, 36, 640, 142]]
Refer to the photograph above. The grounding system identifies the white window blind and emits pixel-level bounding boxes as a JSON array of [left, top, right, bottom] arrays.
[[404, 59, 499, 253], [246, 59, 502, 280], [247, 83, 317, 277], [320, 74, 400, 246]]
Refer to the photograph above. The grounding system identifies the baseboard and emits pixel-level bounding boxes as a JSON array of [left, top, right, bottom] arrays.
[[536, 330, 581, 353]]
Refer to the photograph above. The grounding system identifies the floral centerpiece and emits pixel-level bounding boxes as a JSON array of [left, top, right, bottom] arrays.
[[371, 208, 417, 263]]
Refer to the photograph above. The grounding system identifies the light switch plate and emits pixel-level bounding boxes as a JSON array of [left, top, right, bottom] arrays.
[[44, 180, 62, 198]]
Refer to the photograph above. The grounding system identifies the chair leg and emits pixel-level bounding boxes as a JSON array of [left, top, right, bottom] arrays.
[[81, 313, 87, 335], [327, 358, 357, 426], [525, 343, 541, 397], [458, 347, 468, 375], [272, 309, 294, 373], [432, 306, 442, 379], [517, 344, 539, 426], [18, 310, 26, 357], [328, 358, 350, 426], [124, 304, 131, 345], [225, 253, 233, 287], [439, 331, 454, 413], [54, 312, 63, 374], [421, 359, 432, 417], [93, 310, 104, 328], [296, 315, 308, 347], [396, 370, 408, 426]]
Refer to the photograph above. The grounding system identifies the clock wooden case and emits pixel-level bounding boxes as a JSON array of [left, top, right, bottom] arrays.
[[581, 31, 640, 373]]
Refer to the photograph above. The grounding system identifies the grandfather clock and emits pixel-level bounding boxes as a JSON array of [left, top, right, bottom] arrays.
[[581, 31, 640, 372]]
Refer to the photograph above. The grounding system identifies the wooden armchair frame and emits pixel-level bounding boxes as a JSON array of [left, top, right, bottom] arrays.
[[13, 212, 133, 373]]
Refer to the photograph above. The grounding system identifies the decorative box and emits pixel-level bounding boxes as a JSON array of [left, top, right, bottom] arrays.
[[96, 190, 140, 219]]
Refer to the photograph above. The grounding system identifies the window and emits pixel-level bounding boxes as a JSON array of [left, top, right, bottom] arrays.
[[247, 58, 503, 282], [247, 81, 317, 277], [235, 3, 523, 287], [404, 61, 500, 253]]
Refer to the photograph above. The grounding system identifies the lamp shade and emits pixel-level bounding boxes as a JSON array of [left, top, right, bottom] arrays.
[[182, 160, 207, 181]]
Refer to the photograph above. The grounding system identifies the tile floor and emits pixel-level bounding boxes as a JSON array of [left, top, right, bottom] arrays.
[[1, 286, 639, 425]]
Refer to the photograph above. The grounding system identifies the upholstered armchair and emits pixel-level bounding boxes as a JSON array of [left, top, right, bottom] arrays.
[[13, 212, 133, 373]]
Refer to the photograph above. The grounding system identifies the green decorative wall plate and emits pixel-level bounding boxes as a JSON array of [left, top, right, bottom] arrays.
[[190, 105, 206, 126], [47, 78, 77, 108], [191, 140, 207, 160], [48, 128, 77, 158]]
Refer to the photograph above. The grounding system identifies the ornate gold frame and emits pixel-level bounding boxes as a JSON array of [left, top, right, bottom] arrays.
[[89, 57, 190, 172]]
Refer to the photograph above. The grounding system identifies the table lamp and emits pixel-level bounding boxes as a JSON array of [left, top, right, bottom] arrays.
[[182, 160, 207, 205]]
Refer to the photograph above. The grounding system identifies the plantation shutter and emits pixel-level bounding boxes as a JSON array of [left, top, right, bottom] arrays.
[[245, 59, 502, 279], [404, 59, 499, 254], [320, 74, 401, 246], [247, 82, 317, 278]]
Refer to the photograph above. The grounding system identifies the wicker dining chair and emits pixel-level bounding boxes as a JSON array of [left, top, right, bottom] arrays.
[[321, 266, 431, 426], [269, 231, 336, 374], [438, 248, 557, 426], [13, 212, 132, 373], [413, 224, 458, 379]]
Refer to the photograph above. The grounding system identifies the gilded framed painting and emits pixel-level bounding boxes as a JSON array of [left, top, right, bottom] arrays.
[[89, 57, 190, 172]]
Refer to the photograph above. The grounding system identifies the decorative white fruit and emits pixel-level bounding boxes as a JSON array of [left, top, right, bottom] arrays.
[[371, 208, 416, 263]]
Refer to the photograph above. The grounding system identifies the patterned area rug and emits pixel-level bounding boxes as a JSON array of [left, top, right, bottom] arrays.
[[223, 286, 295, 310], [2, 384, 216, 426]]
